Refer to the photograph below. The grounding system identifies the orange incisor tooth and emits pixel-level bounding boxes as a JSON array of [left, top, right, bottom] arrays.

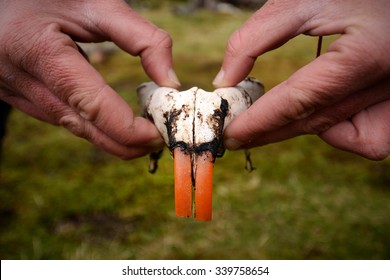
[[195, 151, 214, 221], [173, 148, 193, 217]]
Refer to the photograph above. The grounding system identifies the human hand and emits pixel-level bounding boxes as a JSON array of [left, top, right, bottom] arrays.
[[213, 0, 390, 160], [0, 0, 180, 159]]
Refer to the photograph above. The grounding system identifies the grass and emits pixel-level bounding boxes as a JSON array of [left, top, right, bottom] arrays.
[[1, 7, 390, 260]]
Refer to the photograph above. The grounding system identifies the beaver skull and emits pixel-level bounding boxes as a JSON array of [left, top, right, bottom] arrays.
[[137, 77, 264, 220]]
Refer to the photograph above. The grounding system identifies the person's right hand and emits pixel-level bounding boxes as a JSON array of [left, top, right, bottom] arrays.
[[214, 0, 390, 160], [0, 0, 180, 159]]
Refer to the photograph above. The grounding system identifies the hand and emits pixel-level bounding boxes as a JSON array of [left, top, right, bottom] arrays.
[[0, 0, 180, 159], [213, 0, 390, 160]]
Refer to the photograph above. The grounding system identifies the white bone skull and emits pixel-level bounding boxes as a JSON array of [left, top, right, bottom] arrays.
[[137, 77, 264, 159], [137, 77, 264, 220]]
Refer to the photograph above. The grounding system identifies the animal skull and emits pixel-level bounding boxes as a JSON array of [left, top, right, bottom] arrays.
[[137, 77, 264, 220]]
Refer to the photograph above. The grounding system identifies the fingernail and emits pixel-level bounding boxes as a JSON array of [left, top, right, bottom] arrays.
[[212, 69, 225, 87], [224, 138, 243, 150], [168, 69, 181, 88]]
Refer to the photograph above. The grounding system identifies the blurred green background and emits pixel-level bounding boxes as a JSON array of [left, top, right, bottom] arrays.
[[1, 2, 389, 259]]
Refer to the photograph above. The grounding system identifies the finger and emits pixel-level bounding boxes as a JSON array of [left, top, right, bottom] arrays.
[[212, 0, 379, 88], [16, 27, 163, 149], [319, 100, 390, 161], [88, 1, 180, 88], [3, 62, 163, 159], [226, 78, 390, 149], [213, 0, 316, 87], [59, 113, 159, 159], [223, 41, 387, 150]]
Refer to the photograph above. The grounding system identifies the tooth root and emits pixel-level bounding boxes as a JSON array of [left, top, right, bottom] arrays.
[[244, 149, 255, 172], [148, 149, 164, 174], [173, 147, 193, 218]]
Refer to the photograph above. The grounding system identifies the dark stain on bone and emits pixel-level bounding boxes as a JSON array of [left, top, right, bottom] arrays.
[[145, 112, 154, 123], [194, 98, 229, 159], [181, 104, 191, 119], [172, 141, 191, 152], [196, 111, 203, 124], [165, 91, 176, 102], [164, 108, 194, 153], [211, 98, 228, 138], [241, 88, 255, 105], [164, 109, 180, 150], [194, 139, 225, 160], [149, 94, 233, 172], [161, 97, 230, 160]]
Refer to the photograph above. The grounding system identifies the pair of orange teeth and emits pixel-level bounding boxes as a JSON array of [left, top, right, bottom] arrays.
[[174, 148, 214, 221], [137, 77, 264, 221]]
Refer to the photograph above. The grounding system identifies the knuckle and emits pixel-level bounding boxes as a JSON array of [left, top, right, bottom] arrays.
[[119, 122, 138, 147], [280, 83, 318, 122], [152, 28, 172, 49], [137, 27, 172, 57], [225, 28, 258, 62], [0, 69, 16, 92], [226, 29, 244, 58], [67, 87, 102, 122], [59, 113, 110, 153], [59, 114, 87, 138], [1, 17, 29, 57], [300, 117, 332, 135], [137, 28, 173, 73], [10, 23, 64, 70]]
